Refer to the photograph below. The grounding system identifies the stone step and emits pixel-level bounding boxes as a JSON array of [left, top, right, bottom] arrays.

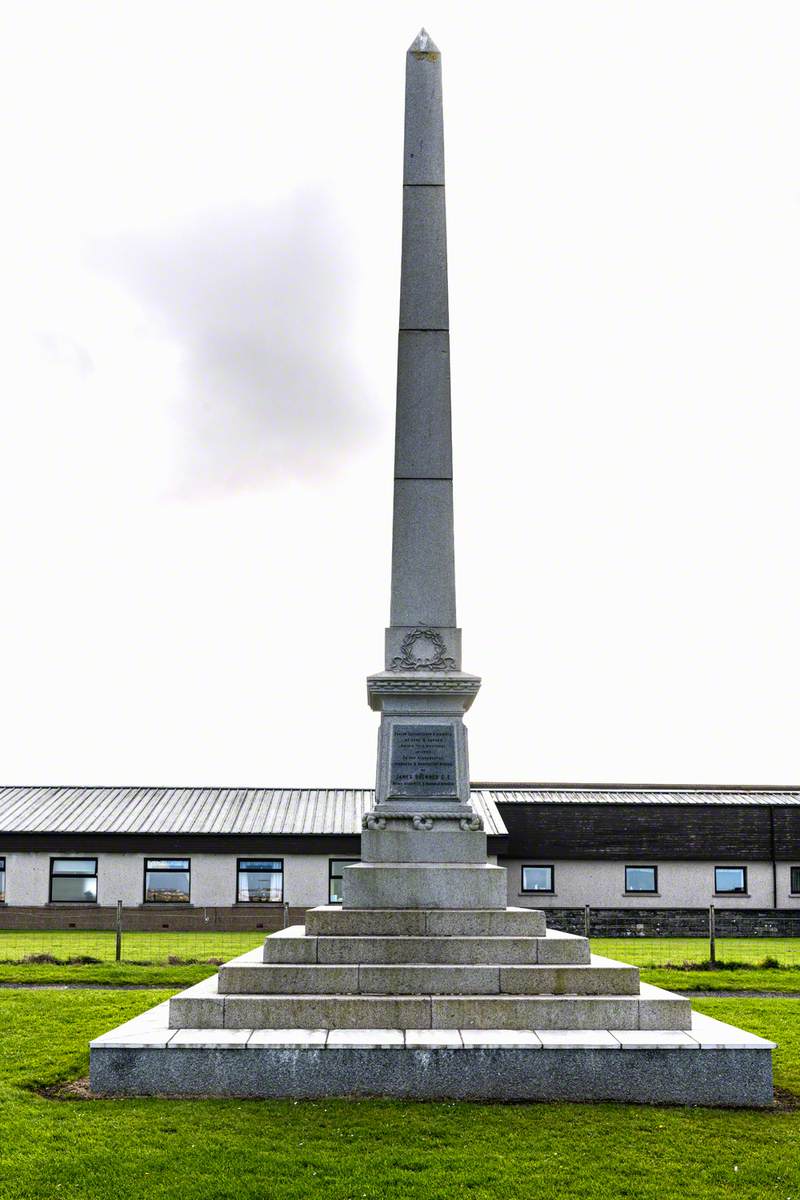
[[169, 977, 690, 1031], [341, 863, 508, 910], [303, 906, 548, 938], [264, 927, 589, 966], [219, 956, 640, 996]]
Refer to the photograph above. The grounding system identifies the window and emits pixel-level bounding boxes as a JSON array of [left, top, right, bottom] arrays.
[[625, 865, 657, 894], [329, 859, 359, 904], [0, 857, 5, 903], [715, 866, 747, 894], [521, 865, 554, 894], [144, 859, 190, 903], [790, 867, 800, 895], [237, 859, 283, 903], [50, 858, 97, 903]]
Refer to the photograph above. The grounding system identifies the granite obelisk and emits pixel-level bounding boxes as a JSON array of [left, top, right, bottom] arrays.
[[348, 30, 505, 907]]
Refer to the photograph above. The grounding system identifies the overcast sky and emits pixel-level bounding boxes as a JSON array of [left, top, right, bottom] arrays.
[[0, 1, 798, 788]]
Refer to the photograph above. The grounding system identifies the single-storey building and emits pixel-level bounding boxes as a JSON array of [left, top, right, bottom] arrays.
[[1, 783, 799, 935]]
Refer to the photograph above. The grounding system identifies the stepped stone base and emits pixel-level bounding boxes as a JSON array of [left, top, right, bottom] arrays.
[[88, 903, 776, 1105], [89, 1003, 775, 1106]]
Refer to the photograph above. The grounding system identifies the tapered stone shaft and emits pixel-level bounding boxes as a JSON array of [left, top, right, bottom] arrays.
[[364, 30, 481, 841], [389, 29, 457, 644]]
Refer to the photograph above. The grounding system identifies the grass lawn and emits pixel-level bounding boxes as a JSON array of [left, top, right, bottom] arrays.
[[0, 989, 799, 1199], [642, 966, 800, 993], [0, 929, 265, 964], [593, 936, 800, 968], [2, 931, 800, 991]]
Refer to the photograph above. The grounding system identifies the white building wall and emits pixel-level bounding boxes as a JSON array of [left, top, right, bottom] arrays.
[[2, 852, 51, 905], [505, 859, 787, 909], [1, 848, 798, 909], [0, 849, 344, 909]]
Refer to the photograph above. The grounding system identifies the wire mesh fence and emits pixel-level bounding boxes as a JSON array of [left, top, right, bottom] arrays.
[[0, 900, 293, 967], [0, 928, 267, 967], [1, 904, 800, 971], [548, 905, 800, 968]]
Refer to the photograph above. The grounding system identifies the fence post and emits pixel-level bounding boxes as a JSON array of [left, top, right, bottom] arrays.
[[584, 905, 591, 939], [115, 900, 123, 962], [283, 901, 290, 929], [709, 904, 716, 968]]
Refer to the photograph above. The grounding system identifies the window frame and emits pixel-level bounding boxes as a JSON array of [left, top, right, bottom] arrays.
[[236, 857, 284, 905], [328, 858, 360, 905], [142, 857, 192, 905], [624, 864, 658, 895], [790, 866, 800, 896], [520, 864, 555, 895], [0, 855, 5, 903], [49, 857, 98, 904], [714, 865, 748, 895]]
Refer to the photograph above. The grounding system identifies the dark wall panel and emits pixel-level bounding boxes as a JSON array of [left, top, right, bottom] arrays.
[[497, 803, 775, 861], [772, 807, 800, 860]]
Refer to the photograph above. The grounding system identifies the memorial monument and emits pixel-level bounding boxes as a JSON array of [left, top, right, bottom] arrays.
[[90, 31, 775, 1105]]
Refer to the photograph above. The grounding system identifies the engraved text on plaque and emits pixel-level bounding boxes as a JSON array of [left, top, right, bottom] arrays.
[[389, 724, 457, 798]]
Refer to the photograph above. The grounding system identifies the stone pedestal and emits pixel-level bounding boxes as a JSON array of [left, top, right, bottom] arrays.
[[87, 29, 775, 1108]]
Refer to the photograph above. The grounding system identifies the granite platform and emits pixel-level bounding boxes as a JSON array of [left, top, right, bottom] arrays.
[[89, 1001, 775, 1106]]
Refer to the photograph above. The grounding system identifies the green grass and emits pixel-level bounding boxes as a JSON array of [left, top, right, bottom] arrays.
[[593, 936, 800, 968], [642, 966, 800, 993], [0, 960, 220, 986], [0, 989, 799, 1199], [3, 932, 800, 990], [0, 929, 265, 964], [0, 930, 264, 984]]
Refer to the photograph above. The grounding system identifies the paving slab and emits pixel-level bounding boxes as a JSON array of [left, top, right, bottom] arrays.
[[248, 1029, 328, 1047], [327, 1029, 404, 1048], [170, 1029, 251, 1049], [689, 1011, 777, 1050], [536, 1030, 620, 1049], [405, 1029, 463, 1048], [460, 1029, 541, 1048], [90, 1027, 175, 1049], [612, 1030, 699, 1050]]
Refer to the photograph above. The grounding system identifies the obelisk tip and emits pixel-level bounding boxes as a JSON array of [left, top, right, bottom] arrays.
[[408, 28, 440, 55]]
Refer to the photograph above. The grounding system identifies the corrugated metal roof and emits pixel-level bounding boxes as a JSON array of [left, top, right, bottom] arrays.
[[476, 788, 800, 807], [0, 786, 507, 837]]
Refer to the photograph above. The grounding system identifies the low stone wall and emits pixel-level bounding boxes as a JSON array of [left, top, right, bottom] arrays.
[[0, 905, 305, 933], [544, 908, 800, 938]]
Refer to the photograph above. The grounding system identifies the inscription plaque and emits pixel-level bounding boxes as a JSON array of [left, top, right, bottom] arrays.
[[389, 724, 457, 798]]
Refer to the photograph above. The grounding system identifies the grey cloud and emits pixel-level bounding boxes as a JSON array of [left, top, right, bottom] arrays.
[[89, 195, 376, 494]]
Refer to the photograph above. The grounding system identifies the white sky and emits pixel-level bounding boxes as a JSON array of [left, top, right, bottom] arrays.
[[0, 1, 798, 788]]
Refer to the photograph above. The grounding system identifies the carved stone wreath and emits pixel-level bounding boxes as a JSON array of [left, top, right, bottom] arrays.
[[391, 629, 456, 672]]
